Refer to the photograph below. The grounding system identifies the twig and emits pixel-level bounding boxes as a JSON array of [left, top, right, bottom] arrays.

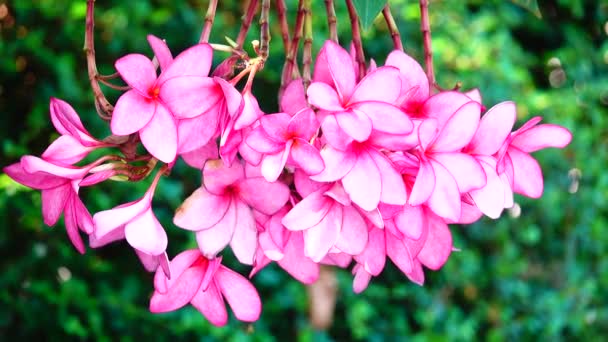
[[419, 0, 435, 88], [275, 0, 290, 55], [281, 0, 306, 88], [382, 5, 403, 51], [258, 0, 271, 63], [96, 77, 130, 91], [345, 0, 366, 79], [199, 0, 218, 43], [303, 0, 313, 89], [84, 0, 114, 121], [324, 0, 338, 43], [236, 0, 259, 51]]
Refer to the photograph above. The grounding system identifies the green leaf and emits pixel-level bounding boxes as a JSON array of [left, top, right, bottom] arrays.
[[353, 0, 387, 31], [510, 0, 542, 18]]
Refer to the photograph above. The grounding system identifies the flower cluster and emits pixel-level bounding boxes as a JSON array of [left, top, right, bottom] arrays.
[[5, 37, 571, 326]]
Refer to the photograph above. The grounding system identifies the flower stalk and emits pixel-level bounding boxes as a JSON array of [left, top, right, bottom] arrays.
[[324, 0, 338, 43], [345, 0, 366, 79], [383, 5, 403, 51], [199, 0, 218, 43]]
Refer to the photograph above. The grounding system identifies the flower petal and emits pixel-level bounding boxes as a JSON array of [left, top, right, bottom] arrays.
[[149, 266, 205, 313], [125, 209, 168, 256], [282, 190, 331, 231], [215, 266, 262, 322], [110, 90, 156, 136], [42, 135, 94, 165], [508, 147, 544, 198], [229, 201, 257, 265], [41, 185, 70, 226], [335, 109, 372, 142], [160, 76, 221, 119], [470, 157, 505, 219], [511, 124, 572, 153], [342, 151, 381, 211], [115, 54, 156, 93], [369, 150, 407, 206], [280, 79, 308, 115], [349, 66, 401, 104], [304, 205, 342, 262], [278, 232, 320, 284], [177, 112, 218, 154], [310, 145, 357, 182], [334, 205, 368, 255], [352, 101, 413, 135], [196, 200, 237, 258], [307, 82, 344, 112], [426, 160, 461, 221], [140, 104, 178, 163], [467, 101, 516, 155], [408, 159, 435, 206], [290, 140, 325, 175], [147, 35, 173, 72], [432, 152, 486, 193], [191, 282, 228, 326], [203, 159, 245, 195], [431, 101, 481, 152], [321, 40, 356, 100], [417, 215, 452, 270], [385, 50, 429, 111], [174, 187, 230, 231], [158, 43, 213, 82], [237, 177, 290, 215]]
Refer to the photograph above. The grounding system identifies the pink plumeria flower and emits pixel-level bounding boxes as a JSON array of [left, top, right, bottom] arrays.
[[307, 40, 412, 142], [251, 206, 320, 284], [384, 49, 430, 115], [150, 250, 261, 326], [111, 35, 214, 163], [408, 100, 486, 221], [93, 170, 169, 272], [173, 159, 290, 265], [246, 108, 325, 181], [279, 78, 308, 115], [3, 156, 113, 253], [282, 182, 369, 262], [44, 98, 113, 165], [497, 116, 572, 199], [310, 139, 407, 211]]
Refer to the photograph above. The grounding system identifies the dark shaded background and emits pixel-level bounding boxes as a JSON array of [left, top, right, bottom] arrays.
[[1, 0, 607, 340]]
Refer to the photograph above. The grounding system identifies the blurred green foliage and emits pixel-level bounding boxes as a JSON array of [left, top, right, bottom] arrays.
[[1, 0, 607, 340]]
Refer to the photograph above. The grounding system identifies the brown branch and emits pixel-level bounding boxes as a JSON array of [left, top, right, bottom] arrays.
[[258, 0, 271, 63], [275, 0, 290, 55], [236, 0, 259, 51], [85, 0, 113, 121], [383, 5, 403, 51], [419, 0, 436, 88], [199, 0, 218, 43], [303, 0, 313, 89], [281, 0, 306, 88], [345, 0, 366, 79], [324, 0, 338, 43]]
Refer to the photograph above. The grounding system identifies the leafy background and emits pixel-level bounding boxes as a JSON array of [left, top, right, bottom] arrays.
[[1, 0, 607, 340]]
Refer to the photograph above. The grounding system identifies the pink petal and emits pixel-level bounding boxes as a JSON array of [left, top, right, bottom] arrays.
[[352, 265, 373, 293], [508, 147, 544, 198], [260, 149, 290, 182], [511, 124, 572, 153], [149, 266, 205, 313], [196, 200, 237, 258], [386, 233, 414, 274], [20, 156, 87, 179], [41, 185, 70, 225], [49, 98, 97, 145], [430, 101, 481, 152], [125, 209, 167, 256], [467, 101, 516, 155], [94, 195, 151, 239], [426, 160, 461, 221], [431, 152, 486, 192], [385, 50, 429, 111], [290, 140, 325, 175], [349, 66, 401, 104], [354, 227, 386, 275], [229, 201, 257, 265], [334, 205, 368, 255], [352, 101, 413, 135], [237, 177, 290, 215], [310, 145, 357, 182], [72, 195, 94, 234], [342, 152, 381, 211], [319, 115, 354, 151], [287, 108, 320, 140], [420, 91, 472, 125], [177, 112, 218, 154], [111, 90, 156, 135], [369, 150, 407, 206], [160, 76, 220, 119], [191, 282, 228, 326], [215, 77, 244, 117], [245, 127, 284, 154], [42, 135, 94, 165], [62, 197, 86, 254], [324, 182, 351, 206], [180, 141, 219, 170], [115, 54, 157, 93], [147, 35, 173, 72], [394, 204, 425, 240], [234, 91, 263, 130], [335, 109, 372, 142], [304, 204, 342, 262], [280, 79, 308, 115], [215, 266, 262, 322], [159, 249, 201, 291], [139, 104, 178, 163], [417, 215, 453, 270], [307, 82, 345, 112], [323, 40, 357, 100], [202, 159, 244, 195], [470, 157, 505, 219], [282, 190, 331, 231], [408, 159, 435, 206], [157, 43, 213, 83], [174, 187, 230, 231], [3, 162, 65, 190], [259, 113, 292, 142], [277, 232, 320, 284], [417, 118, 439, 151]]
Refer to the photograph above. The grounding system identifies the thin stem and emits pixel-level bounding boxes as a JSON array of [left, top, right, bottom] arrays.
[[303, 0, 313, 89], [275, 0, 291, 55], [345, 0, 366, 79], [199, 0, 218, 43], [258, 0, 271, 63], [382, 5, 403, 51], [281, 0, 306, 88], [96, 77, 130, 91], [419, 0, 435, 88], [324, 0, 338, 43], [96, 72, 121, 80], [84, 0, 114, 121], [236, 0, 259, 51]]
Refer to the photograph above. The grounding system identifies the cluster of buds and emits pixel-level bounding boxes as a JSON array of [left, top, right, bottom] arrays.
[[5, 0, 571, 327]]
